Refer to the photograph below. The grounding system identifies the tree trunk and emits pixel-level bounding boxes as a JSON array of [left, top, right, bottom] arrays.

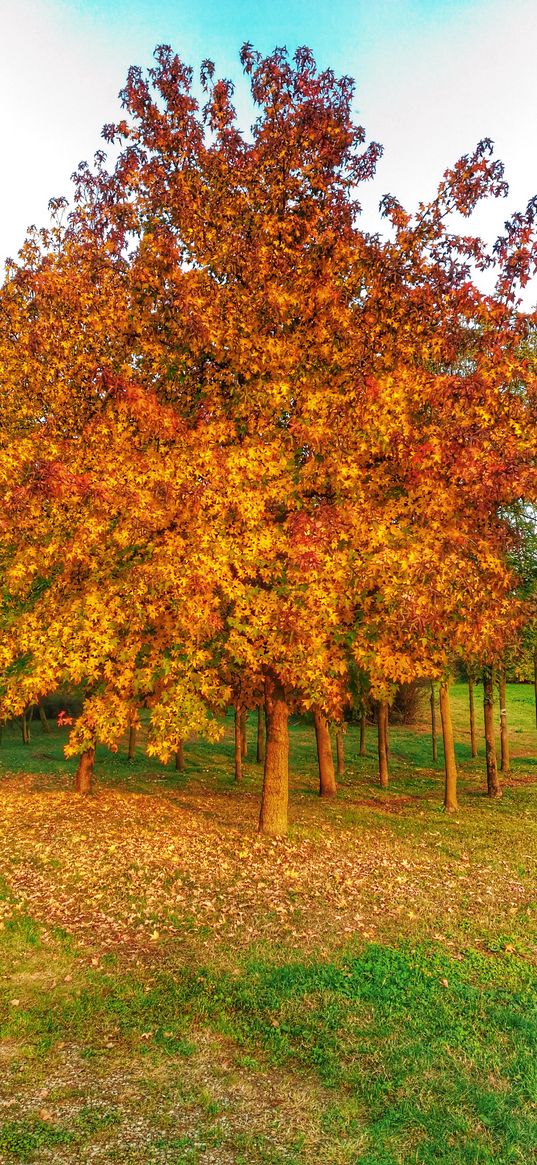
[[128, 724, 137, 761], [234, 707, 242, 782], [483, 666, 501, 798], [439, 681, 458, 812], [21, 705, 33, 745], [258, 674, 289, 837], [430, 682, 437, 764], [377, 700, 389, 788], [256, 703, 265, 764], [240, 709, 248, 758], [498, 665, 510, 776], [359, 708, 366, 756], [314, 709, 337, 797], [468, 676, 477, 758], [175, 739, 184, 772], [336, 729, 345, 778], [75, 747, 95, 794], [534, 646, 537, 729], [38, 702, 51, 734]]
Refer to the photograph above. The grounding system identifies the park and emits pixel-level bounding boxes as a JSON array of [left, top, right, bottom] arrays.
[[0, 684, 536, 1161], [1, 9, 537, 1165]]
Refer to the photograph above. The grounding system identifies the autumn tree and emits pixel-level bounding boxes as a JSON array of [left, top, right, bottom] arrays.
[[1, 44, 536, 831]]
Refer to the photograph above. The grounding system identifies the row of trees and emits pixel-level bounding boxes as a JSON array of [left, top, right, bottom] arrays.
[[0, 44, 536, 833], [1, 665, 529, 814]]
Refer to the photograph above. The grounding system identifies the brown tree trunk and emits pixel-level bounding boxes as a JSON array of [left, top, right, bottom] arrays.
[[377, 700, 389, 788], [256, 703, 265, 764], [336, 729, 345, 778], [430, 682, 438, 764], [483, 666, 501, 798], [314, 709, 337, 797], [533, 646, 537, 729], [498, 665, 510, 775], [240, 709, 248, 758], [359, 707, 367, 756], [21, 705, 33, 745], [439, 681, 458, 812], [38, 702, 51, 734], [234, 707, 242, 782], [128, 724, 137, 761], [75, 747, 95, 794], [175, 739, 184, 772], [468, 676, 477, 758], [258, 674, 289, 836]]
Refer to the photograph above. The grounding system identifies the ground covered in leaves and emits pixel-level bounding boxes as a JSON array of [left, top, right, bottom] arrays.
[[0, 687, 536, 1163]]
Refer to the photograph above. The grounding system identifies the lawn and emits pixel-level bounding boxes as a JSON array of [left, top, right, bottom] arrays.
[[0, 683, 536, 1163]]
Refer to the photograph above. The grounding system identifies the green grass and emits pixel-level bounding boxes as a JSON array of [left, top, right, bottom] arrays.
[[1, 916, 537, 1163], [0, 682, 536, 1162]]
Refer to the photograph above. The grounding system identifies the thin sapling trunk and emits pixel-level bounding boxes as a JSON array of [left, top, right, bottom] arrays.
[[314, 709, 337, 797], [377, 700, 389, 788], [38, 702, 51, 734], [256, 703, 265, 764], [468, 676, 477, 758], [430, 682, 437, 764], [128, 724, 137, 762], [234, 708, 242, 782], [439, 681, 458, 812], [240, 709, 248, 758], [483, 666, 501, 799], [498, 665, 510, 775]]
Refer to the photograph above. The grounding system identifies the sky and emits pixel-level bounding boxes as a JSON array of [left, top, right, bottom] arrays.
[[1, 0, 537, 280]]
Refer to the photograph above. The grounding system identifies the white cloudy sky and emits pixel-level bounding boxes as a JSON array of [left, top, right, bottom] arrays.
[[1, 0, 536, 279]]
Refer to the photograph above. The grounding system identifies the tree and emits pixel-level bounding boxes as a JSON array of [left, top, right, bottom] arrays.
[[1, 44, 536, 832], [439, 680, 458, 812], [314, 709, 337, 798], [483, 665, 501, 798]]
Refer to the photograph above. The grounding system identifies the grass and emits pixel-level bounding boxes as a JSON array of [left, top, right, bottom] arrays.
[[0, 682, 536, 1162]]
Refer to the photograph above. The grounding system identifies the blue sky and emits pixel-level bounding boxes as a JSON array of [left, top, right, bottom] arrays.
[[1, 0, 536, 276]]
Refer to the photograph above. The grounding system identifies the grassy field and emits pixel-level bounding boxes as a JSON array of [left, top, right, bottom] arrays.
[[0, 682, 536, 1164]]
